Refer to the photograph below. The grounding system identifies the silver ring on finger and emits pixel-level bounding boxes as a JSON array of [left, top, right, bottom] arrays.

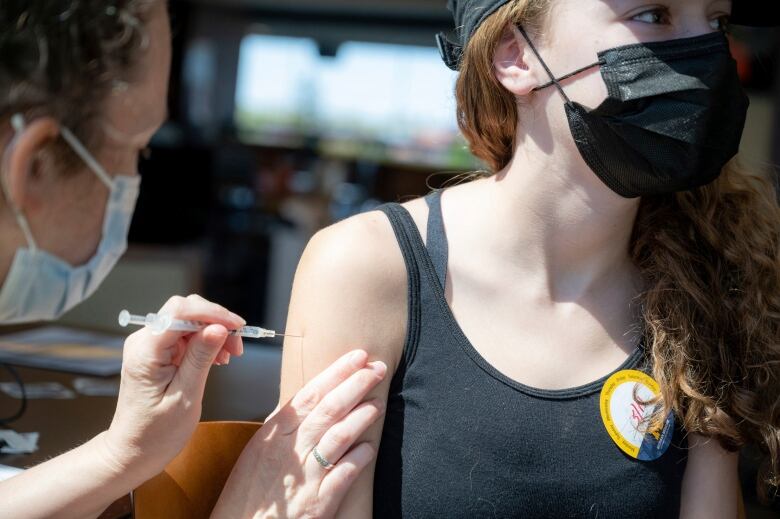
[[311, 445, 334, 471]]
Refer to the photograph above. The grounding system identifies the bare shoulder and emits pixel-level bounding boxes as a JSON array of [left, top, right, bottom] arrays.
[[301, 209, 407, 298], [279, 209, 411, 403]]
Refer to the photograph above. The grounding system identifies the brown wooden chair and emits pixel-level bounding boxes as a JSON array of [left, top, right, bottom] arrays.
[[133, 421, 262, 519]]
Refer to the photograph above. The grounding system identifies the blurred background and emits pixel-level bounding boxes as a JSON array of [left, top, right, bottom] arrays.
[[58, 0, 780, 337], [1, 0, 778, 514]]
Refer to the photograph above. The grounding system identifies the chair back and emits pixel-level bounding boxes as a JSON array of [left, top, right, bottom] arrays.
[[133, 421, 262, 519]]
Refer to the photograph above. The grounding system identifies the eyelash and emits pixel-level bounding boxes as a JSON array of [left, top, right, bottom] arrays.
[[631, 8, 731, 33], [632, 8, 671, 25]]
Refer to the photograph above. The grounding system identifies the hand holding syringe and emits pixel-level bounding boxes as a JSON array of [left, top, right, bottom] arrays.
[[118, 310, 302, 339]]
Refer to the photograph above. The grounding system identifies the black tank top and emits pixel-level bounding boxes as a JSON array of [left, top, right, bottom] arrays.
[[372, 190, 689, 518]]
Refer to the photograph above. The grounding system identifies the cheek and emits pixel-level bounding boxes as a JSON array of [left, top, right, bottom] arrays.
[[562, 68, 610, 109], [46, 175, 111, 265]]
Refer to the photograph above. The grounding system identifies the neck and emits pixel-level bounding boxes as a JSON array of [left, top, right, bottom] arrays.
[[471, 131, 641, 301]]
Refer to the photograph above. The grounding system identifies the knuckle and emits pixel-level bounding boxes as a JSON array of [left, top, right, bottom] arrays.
[[164, 295, 186, 315], [292, 388, 321, 413], [186, 294, 208, 306], [327, 427, 352, 447], [316, 401, 342, 423], [169, 295, 186, 307], [186, 346, 214, 371]]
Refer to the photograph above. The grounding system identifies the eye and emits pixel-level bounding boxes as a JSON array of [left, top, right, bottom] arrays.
[[710, 15, 731, 33], [631, 8, 671, 25]]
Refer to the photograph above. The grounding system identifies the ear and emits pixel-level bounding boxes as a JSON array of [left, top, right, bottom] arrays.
[[2, 117, 61, 214], [493, 26, 539, 97]]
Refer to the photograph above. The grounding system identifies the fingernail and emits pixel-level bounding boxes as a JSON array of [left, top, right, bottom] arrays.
[[230, 312, 246, 326], [239, 341, 244, 356], [369, 361, 387, 375]]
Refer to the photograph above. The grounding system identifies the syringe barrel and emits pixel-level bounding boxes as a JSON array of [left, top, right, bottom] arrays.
[[119, 310, 280, 339], [146, 313, 203, 335]]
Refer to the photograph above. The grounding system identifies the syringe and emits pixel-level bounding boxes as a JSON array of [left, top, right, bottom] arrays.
[[118, 310, 301, 339]]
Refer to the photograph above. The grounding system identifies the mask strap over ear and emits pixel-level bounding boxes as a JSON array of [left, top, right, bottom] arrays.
[[59, 127, 114, 189], [516, 24, 603, 103], [1, 114, 38, 251], [533, 60, 604, 91]]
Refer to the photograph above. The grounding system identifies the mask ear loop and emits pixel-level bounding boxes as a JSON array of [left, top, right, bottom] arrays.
[[533, 60, 605, 91], [59, 127, 114, 190], [515, 24, 603, 104], [1, 115, 39, 251]]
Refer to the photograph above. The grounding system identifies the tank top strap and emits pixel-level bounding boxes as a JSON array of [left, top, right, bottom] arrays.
[[375, 202, 432, 374], [424, 190, 449, 290]]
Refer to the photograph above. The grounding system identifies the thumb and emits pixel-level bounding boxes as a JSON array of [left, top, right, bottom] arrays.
[[172, 324, 229, 398]]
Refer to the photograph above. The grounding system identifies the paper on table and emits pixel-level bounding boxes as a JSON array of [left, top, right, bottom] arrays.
[[0, 327, 123, 376], [73, 377, 120, 397], [0, 381, 76, 400], [0, 430, 39, 454]]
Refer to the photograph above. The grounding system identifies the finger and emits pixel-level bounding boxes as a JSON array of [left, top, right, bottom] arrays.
[[158, 294, 246, 330], [172, 337, 188, 367], [298, 361, 386, 448], [171, 324, 229, 397], [122, 326, 182, 372], [223, 335, 244, 357], [311, 399, 384, 469], [275, 350, 369, 433], [213, 349, 231, 366], [317, 443, 376, 517]]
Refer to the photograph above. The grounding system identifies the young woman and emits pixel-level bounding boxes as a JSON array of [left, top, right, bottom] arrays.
[[0, 2, 383, 517], [271, 0, 780, 517]]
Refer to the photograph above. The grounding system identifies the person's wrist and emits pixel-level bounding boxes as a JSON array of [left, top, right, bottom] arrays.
[[93, 429, 150, 485]]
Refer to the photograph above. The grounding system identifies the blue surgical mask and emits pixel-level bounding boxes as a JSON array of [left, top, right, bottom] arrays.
[[0, 114, 141, 323]]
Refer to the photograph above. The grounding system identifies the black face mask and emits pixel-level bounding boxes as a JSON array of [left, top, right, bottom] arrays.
[[517, 27, 750, 198]]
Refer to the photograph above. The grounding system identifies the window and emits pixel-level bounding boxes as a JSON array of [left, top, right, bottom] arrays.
[[235, 34, 478, 169]]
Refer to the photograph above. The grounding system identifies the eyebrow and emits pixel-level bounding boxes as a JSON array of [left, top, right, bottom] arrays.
[[605, 0, 732, 8]]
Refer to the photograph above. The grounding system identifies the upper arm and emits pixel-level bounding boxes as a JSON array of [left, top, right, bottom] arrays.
[[278, 209, 408, 517], [680, 433, 740, 519]]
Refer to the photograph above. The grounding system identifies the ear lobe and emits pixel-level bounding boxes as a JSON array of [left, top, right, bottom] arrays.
[[493, 26, 538, 97], [3, 117, 60, 213]]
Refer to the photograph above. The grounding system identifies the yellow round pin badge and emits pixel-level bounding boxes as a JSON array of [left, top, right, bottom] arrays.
[[599, 369, 674, 461]]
